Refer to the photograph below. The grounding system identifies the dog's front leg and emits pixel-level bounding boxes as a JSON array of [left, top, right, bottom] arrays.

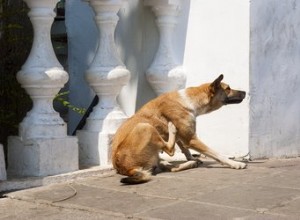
[[189, 137, 246, 169]]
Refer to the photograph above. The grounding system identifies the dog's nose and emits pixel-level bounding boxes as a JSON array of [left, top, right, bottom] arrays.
[[241, 91, 246, 98]]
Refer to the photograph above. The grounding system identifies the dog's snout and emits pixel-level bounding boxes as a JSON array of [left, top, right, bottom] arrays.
[[240, 91, 246, 98]]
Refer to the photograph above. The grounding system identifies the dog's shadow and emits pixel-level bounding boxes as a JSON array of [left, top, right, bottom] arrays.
[[120, 159, 263, 185], [153, 156, 260, 176]]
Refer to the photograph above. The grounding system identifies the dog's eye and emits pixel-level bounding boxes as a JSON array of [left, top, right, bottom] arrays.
[[225, 86, 231, 91]]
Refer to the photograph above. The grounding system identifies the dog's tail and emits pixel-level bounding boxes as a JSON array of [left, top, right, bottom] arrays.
[[120, 168, 152, 184]]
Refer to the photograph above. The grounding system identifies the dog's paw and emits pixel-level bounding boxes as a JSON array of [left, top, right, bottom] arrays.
[[231, 161, 247, 169], [168, 122, 177, 134], [188, 154, 203, 163], [192, 160, 203, 168]]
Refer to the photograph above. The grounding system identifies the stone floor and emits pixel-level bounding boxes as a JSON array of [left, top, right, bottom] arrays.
[[1, 157, 300, 219]]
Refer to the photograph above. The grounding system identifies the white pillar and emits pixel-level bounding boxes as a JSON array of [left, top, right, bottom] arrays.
[[7, 0, 78, 177], [144, 0, 186, 95], [77, 0, 130, 167], [144, 0, 187, 160], [0, 144, 6, 180]]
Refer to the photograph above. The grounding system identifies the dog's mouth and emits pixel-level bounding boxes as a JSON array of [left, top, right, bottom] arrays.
[[224, 91, 246, 105], [224, 97, 244, 104]]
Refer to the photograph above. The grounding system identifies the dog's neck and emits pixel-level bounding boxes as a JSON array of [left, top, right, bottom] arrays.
[[178, 86, 211, 117]]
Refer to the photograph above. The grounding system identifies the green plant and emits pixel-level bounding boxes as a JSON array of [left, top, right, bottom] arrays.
[[54, 91, 86, 115], [0, 0, 32, 150]]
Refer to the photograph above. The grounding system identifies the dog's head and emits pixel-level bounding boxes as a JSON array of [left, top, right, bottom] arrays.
[[208, 74, 246, 110]]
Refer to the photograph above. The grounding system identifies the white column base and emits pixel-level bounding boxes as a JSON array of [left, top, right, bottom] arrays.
[[77, 130, 113, 167], [0, 144, 6, 180], [7, 136, 78, 177]]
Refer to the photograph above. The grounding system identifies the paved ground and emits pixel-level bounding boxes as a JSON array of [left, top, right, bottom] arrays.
[[0, 157, 300, 220]]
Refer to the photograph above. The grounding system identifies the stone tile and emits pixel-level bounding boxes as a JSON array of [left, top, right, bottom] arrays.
[[7, 183, 78, 203], [8, 183, 178, 217], [0, 198, 125, 220], [60, 184, 179, 216], [240, 213, 295, 220], [3, 158, 300, 220], [270, 196, 300, 217], [136, 200, 270, 220], [247, 170, 300, 190], [77, 174, 229, 200], [190, 183, 300, 212], [250, 158, 300, 170], [159, 163, 278, 185]]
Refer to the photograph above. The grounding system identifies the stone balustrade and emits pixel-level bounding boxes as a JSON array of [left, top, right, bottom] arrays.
[[77, 0, 131, 167], [5, 0, 185, 178], [7, 0, 78, 177], [145, 0, 186, 95], [0, 144, 6, 181]]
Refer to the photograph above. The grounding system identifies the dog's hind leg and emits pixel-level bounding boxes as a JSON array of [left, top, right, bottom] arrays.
[[171, 160, 202, 172], [158, 160, 201, 172], [163, 122, 177, 156], [151, 122, 177, 156], [117, 122, 177, 184], [120, 168, 152, 184]]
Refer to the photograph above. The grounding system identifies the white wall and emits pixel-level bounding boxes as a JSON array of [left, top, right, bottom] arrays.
[[249, 0, 300, 158], [183, 0, 250, 157]]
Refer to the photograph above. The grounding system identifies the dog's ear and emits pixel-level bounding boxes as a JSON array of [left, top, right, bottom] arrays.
[[210, 74, 223, 92]]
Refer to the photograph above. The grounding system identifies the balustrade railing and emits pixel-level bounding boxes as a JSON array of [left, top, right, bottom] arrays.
[[7, 0, 78, 177], [76, 0, 130, 167], [145, 0, 186, 94], [6, 0, 185, 177]]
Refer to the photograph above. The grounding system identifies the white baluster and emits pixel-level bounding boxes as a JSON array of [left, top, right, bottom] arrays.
[[145, 0, 188, 161], [145, 0, 186, 95], [8, 0, 78, 177], [0, 144, 6, 180], [77, 0, 130, 167]]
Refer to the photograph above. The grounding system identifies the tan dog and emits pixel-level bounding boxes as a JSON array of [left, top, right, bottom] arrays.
[[112, 75, 246, 184]]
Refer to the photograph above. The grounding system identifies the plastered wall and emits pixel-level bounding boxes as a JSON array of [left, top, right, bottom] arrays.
[[249, 0, 300, 158]]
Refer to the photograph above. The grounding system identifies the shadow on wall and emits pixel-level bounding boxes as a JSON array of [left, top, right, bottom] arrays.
[[133, 0, 191, 111], [66, 0, 98, 135], [66, 0, 191, 134]]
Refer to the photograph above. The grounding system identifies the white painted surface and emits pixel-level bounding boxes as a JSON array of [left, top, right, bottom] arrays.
[[144, 0, 186, 95], [249, 0, 300, 158], [76, 0, 131, 166], [0, 144, 6, 180], [7, 0, 79, 177], [82, 0, 130, 133], [17, 0, 69, 140], [66, 0, 142, 134], [8, 136, 78, 177], [183, 0, 250, 157]]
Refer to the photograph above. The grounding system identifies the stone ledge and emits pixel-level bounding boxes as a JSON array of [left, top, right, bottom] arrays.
[[8, 136, 79, 177], [0, 165, 114, 193]]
